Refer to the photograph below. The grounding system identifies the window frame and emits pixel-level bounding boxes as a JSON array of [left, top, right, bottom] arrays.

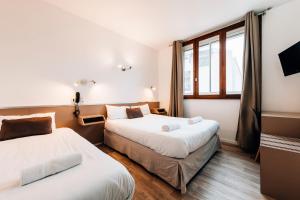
[[183, 21, 245, 99]]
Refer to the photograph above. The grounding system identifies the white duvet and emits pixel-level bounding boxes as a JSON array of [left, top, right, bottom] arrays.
[[105, 114, 219, 158], [0, 128, 135, 200]]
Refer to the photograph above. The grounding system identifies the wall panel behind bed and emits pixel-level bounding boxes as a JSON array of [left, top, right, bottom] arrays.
[[0, 102, 159, 145]]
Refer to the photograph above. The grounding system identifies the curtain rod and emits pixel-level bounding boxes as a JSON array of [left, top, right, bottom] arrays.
[[256, 7, 272, 16], [168, 7, 272, 47]]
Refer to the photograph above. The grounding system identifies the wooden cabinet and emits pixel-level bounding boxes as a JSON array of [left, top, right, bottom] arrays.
[[260, 112, 300, 200]]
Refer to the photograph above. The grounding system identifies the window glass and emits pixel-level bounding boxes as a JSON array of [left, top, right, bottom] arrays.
[[226, 27, 245, 94], [183, 44, 194, 95], [198, 36, 220, 95]]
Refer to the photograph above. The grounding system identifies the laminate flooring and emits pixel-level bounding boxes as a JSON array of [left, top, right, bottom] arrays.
[[99, 144, 272, 200]]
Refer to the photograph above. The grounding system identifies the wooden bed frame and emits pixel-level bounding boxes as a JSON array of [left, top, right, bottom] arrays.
[[104, 129, 221, 193]]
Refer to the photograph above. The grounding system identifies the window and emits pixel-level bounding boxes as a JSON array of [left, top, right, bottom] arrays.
[[183, 22, 245, 99]]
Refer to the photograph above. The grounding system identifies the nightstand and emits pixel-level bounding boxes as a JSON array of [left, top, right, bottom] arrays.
[[76, 115, 105, 147], [151, 108, 168, 116], [78, 115, 105, 126]]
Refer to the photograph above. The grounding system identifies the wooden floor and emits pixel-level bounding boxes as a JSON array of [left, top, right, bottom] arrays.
[[99, 144, 272, 200]]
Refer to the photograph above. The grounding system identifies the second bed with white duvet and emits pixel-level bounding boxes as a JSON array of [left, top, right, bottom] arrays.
[[105, 114, 219, 158]]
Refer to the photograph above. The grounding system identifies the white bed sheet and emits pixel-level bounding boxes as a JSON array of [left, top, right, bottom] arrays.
[[0, 128, 135, 200], [105, 114, 219, 158]]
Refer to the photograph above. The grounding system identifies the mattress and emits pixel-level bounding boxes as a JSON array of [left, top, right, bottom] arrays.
[[105, 114, 219, 158], [0, 128, 135, 200]]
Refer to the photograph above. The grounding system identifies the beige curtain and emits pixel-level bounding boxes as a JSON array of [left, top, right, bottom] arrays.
[[169, 41, 184, 117], [236, 11, 262, 153]]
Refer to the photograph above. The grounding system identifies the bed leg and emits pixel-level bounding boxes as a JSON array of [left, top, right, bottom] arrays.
[[181, 188, 186, 194], [180, 184, 187, 194]]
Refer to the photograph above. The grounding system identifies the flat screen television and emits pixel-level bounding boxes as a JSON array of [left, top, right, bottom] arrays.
[[278, 41, 300, 76]]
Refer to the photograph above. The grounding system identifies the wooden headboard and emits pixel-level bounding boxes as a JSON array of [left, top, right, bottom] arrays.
[[0, 102, 159, 144]]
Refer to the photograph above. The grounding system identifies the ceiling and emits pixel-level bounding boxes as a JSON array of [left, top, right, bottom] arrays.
[[44, 0, 290, 50]]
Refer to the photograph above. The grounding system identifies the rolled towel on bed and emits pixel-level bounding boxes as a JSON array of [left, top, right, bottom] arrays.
[[188, 116, 203, 125], [21, 153, 82, 186], [161, 123, 180, 132]]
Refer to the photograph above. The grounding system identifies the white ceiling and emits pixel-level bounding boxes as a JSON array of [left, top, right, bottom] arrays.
[[44, 0, 290, 50]]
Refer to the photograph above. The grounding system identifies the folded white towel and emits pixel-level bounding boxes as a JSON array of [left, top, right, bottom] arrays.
[[21, 153, 82, 186], [161, 124, 180, 132], [188, 116, 203, 125]]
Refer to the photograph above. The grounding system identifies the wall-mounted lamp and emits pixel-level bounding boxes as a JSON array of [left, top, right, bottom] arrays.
[[74, 79, 96, 87], [150, 86, 156, 91], [118, 64, 132, 72]]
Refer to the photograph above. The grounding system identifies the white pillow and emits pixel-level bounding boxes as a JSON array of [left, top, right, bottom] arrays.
[[132, 104, 151, 115], [106, 105, 129, 120], [0, 112, 56, 131]]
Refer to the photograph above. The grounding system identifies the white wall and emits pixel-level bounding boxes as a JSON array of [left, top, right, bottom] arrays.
[[184, 100, 240, 144], [262, 0, 300, 113], [158, 47, 172, 109], [0, 0, 158, 108]]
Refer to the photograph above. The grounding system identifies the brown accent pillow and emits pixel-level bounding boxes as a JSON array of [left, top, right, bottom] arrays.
[[0, 117, 52, 141], [126, 108, 144, 119]]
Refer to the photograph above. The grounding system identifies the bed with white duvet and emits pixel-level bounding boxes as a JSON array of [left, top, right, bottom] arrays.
[[105, 114, 219, 158], [0, 128, 135, 200]]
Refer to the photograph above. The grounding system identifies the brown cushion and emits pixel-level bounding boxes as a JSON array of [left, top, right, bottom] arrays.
[[126, 108, 144, 119], [0, 117, 52, 141]]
